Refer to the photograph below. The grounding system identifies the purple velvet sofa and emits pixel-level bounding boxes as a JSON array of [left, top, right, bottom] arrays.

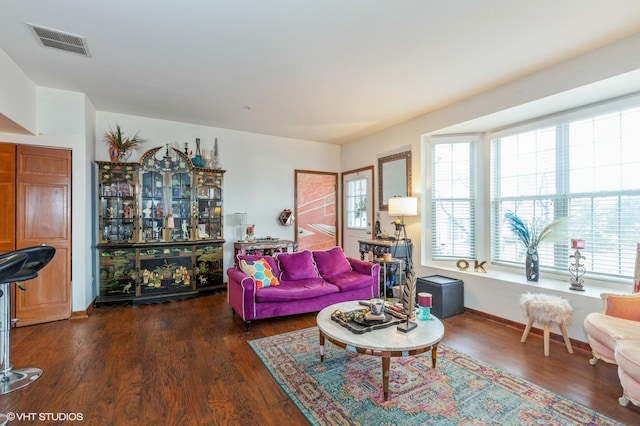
[[227, 246, 380, 331]]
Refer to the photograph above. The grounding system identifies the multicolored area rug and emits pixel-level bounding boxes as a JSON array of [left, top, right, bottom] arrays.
[[249, 327, 621, 426]]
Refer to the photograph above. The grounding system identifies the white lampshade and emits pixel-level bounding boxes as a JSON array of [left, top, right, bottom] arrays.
[[388, 197, 417, 217]]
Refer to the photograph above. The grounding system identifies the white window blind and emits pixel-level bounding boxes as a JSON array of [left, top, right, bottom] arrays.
[[491, 105, 640, 278], [431, 136, 477, 260]]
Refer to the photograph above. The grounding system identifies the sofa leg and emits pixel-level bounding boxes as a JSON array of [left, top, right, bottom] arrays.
[[589, 356, 599, 365], [619, 394, 630, 407], [245, 321, 251, 332]]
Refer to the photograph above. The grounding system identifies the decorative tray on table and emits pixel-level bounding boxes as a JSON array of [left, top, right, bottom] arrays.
[[330, 308, 404, 334]]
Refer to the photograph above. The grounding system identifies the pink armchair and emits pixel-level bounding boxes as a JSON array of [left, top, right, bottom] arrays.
[[584, 293, 640, 407], [584, 293, 640, 364]]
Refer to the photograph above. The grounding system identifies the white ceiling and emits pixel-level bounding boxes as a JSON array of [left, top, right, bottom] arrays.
[[2, 1, 640, 144]]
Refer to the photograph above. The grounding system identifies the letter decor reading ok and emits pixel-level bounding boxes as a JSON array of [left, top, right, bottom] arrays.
[[456, 259, 487, 273]]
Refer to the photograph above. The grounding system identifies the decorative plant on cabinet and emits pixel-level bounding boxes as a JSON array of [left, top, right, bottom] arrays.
[[103, 124, 146, 162]]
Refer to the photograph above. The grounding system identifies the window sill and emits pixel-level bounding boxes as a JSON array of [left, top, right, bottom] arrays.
[[424, 262, 631, 299], [422, 261, 634, 342]]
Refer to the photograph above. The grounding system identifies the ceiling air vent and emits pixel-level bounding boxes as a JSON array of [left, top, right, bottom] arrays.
[[27, 23, 91, 57]]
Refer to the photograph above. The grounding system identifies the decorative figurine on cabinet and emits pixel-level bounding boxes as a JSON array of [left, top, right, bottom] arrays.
[[246, 225, 256, 242], [182, 221, 190, 239], [143, 200, 153, 218]]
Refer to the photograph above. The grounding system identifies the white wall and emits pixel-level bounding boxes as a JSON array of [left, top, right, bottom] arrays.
[[0, 87, 96, 313], [96, 111, 340, 273], [0, 48, 36, 134], [341, 33, 640, 342]]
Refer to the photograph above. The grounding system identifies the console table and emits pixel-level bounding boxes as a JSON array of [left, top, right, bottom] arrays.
[[234, 239, 298, 258]]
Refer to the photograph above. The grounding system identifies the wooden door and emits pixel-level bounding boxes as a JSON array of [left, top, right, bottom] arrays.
[[0, 143, 16, 252], [295, 170, 338, 251], [14, 145, 71, 326]]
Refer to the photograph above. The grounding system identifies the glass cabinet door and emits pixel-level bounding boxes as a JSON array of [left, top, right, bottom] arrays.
[[141, 170, 165, 241], [169, 172, 192, 241], [98, 165, 136, 243], [195, 171, 223, 240]]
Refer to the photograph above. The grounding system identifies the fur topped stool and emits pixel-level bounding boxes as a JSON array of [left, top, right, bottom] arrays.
[[520, 293, 574, 356]]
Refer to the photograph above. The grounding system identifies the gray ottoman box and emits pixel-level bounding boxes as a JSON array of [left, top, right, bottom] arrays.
[[416, 275, 464, 318]]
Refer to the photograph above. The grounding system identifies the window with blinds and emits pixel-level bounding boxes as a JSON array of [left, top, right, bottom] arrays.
[[491, 105, 640, 278], [431, 136, 477, 260]]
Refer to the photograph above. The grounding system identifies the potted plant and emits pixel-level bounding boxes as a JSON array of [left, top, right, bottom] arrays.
[[504, 212, 567, 282], [104, 124, 146, 162]]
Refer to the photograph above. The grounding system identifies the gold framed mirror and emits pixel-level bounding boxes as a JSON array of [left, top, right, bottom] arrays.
[[378, 151, 411, 211]]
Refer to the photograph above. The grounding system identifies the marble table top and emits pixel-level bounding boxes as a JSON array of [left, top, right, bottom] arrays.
[[316, 300, 445, 352]]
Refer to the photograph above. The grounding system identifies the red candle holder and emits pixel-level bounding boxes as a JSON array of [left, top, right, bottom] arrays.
[[418, 292, 432, 307], [571, 239, 585, 249]]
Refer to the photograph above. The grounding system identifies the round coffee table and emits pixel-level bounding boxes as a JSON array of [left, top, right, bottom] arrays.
[[316, 300, 445, 401]]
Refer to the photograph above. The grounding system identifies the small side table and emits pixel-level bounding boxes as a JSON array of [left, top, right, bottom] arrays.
[[358, 239, 412, 283], [373, 257, 402, 298]]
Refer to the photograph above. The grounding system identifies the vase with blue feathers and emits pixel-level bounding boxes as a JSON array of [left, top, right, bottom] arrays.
[[504, 212, 567, 282]]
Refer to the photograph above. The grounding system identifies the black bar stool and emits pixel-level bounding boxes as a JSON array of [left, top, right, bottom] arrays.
[[0, 245, 55, 394]]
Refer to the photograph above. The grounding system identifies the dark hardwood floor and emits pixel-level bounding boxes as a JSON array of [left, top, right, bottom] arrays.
[[2, 293, 639, 425]]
